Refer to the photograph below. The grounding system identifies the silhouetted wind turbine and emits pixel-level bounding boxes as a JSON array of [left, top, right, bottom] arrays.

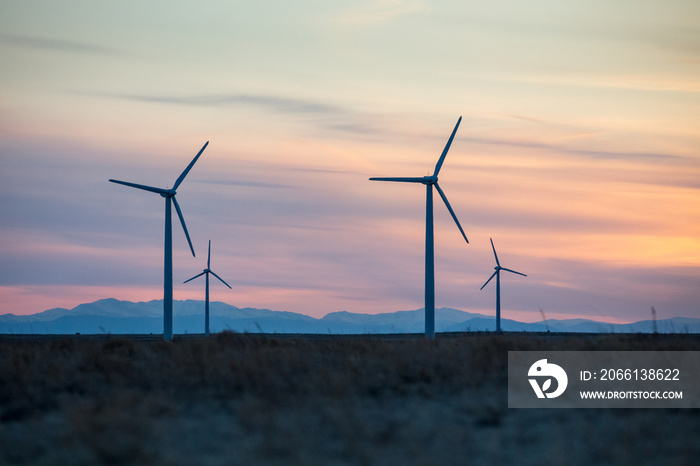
[[370, 117, 469, 338], [480, 238, 526, 332], [184, 240, 231, 336], [109, 141, 208, 341]]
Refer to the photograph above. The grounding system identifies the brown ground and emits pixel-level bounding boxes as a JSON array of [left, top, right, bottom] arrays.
[[0, 332, 698, 465]]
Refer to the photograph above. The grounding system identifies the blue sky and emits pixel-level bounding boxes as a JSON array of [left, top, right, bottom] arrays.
[[1, 1, 699, 323]]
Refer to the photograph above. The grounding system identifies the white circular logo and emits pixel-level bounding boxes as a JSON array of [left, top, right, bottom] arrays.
[[528, 359, 568, 399]]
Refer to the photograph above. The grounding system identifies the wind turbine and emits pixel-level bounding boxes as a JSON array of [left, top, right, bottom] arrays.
[[480, 238, 526, 332], [370, 117, 469, 338], [109, 141, 208, 341], [184, 240, 231, 336]]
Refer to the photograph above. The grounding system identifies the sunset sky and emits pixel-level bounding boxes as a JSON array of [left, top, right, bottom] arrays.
[[1, 1, 699, 324]]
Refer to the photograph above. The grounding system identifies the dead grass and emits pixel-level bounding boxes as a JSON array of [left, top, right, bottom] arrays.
[[0, 332, 698, 465]]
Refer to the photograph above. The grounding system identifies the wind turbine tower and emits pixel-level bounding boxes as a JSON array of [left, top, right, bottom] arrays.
[[109, 142, 208, 341], [370, 117, 469, 338], [184, 240, 232, 336], [480, 238, 527, 332]]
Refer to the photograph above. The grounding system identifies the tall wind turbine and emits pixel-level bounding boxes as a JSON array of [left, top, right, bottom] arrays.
[[109, 141, 208, 341], [184, 240, 231, 336], [370, 117, 469, 338], [480, 238, 526, 332]]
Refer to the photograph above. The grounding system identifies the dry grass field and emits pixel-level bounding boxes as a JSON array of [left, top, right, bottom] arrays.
[[0, 332, 698, 465]]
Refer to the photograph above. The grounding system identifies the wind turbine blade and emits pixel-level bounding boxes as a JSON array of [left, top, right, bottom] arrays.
[[502, 268, 527, 277], [207, 240, 211, 269], [434, 182, 469, 243], [210, 270, 232, 289], [432, 116, 462, 177], [490, 238, 500, 267], [183, 271, 207, 284], [171, 196, 195, 256], [109, 179, 168, 195], [480, 271, 498, 290], [173, 141, 208, 190], [369, 177, 425, 183]]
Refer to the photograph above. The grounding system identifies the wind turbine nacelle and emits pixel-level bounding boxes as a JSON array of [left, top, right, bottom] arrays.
[[422, 175, 437, 185]]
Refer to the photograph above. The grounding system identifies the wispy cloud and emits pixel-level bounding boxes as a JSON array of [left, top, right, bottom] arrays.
[[198, 178, 297, 190], [0, 33, 120, 55], [320, 122, 384, 137], [115, 93, 345, 116], [107, 91, 396, 141], [508, 73, 700, 94], [465, 134, 681, 162]]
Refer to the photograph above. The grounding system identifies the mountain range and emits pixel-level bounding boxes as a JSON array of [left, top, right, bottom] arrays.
[[1, 298, 698, 335]]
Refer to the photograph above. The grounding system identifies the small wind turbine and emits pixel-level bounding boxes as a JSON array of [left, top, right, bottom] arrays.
[[480, 238, 526, 332], [184, 240, 231, 336], [109, 141, 208, 341], [370, 117, 469, 338]]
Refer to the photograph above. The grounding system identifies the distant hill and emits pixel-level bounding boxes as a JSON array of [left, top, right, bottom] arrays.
[[1, 299, 698, 335]]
